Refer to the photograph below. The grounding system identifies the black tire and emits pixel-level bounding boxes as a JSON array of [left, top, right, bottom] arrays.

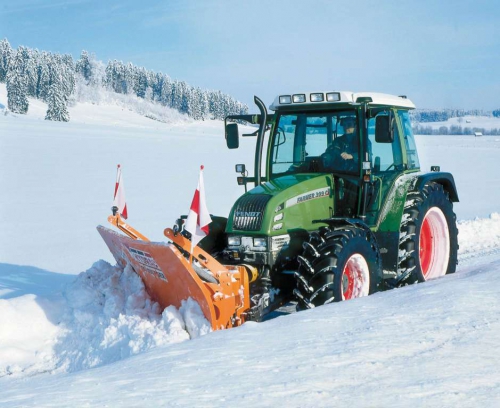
[[294, 227, 382, 310], [398, 182, 458, 283]]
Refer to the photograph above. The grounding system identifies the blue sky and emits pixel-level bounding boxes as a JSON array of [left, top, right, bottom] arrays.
[[1, 0, 499, 110]]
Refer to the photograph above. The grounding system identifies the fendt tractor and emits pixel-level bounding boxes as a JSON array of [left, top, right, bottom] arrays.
[[98, 91, 459, 330]]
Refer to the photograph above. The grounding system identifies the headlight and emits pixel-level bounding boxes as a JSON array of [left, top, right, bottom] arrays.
[[228, 236, 241, 246], [253, 237, 267, 248]]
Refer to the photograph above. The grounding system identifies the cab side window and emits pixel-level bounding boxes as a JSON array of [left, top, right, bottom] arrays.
[[368, 111, 402, 173], [398, 110, 420, 170]]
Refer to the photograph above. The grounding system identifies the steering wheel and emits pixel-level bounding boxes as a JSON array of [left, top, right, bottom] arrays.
[[321, 144, 340, 166]]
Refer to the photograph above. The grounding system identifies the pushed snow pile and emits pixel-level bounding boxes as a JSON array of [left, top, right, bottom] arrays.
[[0, 294, 61, 377], [0, 261, 211, 378], [458, 213, 500, 258]]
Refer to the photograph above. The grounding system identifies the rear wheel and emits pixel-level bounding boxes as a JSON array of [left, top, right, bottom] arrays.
[[294, 227, 382, 309], [398, 182, 458, 283]]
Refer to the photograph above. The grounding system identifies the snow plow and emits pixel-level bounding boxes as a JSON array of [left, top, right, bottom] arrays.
[[99, 91, 459, 330], [98, 211, 251, 330]]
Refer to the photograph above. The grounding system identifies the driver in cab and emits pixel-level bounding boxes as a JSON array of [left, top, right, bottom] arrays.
[[321, 116, 359, 172]]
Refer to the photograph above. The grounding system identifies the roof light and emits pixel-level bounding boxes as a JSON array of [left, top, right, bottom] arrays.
[[292, 94, 306, 103], [310, 93, 324, 102], [279, 95, 291, 104], [326, 92, 341, 102]]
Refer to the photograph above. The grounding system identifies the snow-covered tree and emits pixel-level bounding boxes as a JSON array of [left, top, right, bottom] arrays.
[[75, 50, 93, 82], [24, 48, 39, 98], [133, 66, 148, 98], [150, 72, 164, 103], [171, 80, 182, 111], [105, 60, 135, 95], [105, 60, 125, 93], [45, 76, 69, 122], [181, 83, 193, 115], [192, 87, 209, 120], [208, 90, 226, 120], [59, 54, 76, 99], [6, 47, 30, 114], [0, 38, 13, 83], [35, 51, 51, 100], [160, 75, 173, 107]]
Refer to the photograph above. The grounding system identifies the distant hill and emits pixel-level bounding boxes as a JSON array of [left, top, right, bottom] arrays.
[[0, 38, 248, 123], [410, 110, 500, 135], [411, 108, 500, 123]]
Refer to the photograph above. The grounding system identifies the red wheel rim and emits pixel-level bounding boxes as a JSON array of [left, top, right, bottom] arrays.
[[342, 263, 355, 299], [420, 216, 433, 277], [341, 254, 370, 300], [418, 207, 450, 280]]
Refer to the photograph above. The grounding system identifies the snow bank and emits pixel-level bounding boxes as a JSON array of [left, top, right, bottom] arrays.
[[0, 294, 61, 377], [0, 261, 211, 378], [458, 213, 500, 258]]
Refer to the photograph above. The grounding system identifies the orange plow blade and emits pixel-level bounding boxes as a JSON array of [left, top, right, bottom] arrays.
[[97, 216, 250, 331]]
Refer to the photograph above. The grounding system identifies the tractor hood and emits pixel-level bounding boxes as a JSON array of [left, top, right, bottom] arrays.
[[226, 174, 334, 236]]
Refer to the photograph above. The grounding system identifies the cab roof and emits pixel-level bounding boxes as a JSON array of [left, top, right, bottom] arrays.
[[270, 91, 416, 111]]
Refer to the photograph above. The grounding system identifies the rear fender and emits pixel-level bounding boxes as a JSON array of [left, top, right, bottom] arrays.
[[374, 171, 458, 274], [414, 172, 459, 202]]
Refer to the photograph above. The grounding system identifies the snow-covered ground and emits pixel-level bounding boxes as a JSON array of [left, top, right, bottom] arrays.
[[1, 86, 500, 407]]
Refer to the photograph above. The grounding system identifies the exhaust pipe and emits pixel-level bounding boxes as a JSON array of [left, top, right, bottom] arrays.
[[253, 96, 267, 187]]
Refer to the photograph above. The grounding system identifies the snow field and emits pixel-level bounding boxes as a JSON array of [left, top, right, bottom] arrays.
[[1, 211, 499, 380], [1, 255, 499, 407], [1, 86, 500, 406]]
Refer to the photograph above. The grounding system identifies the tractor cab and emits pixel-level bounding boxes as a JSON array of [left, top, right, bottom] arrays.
[[225, 92, 420, 225]]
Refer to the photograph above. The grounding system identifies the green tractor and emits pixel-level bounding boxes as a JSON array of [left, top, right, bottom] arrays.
[[212, 91, 459, 318]]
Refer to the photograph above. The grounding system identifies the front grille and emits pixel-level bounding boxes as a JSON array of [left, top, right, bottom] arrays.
[[232, 194, 272, 231]]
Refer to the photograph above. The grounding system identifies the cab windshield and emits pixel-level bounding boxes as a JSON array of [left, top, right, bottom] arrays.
[[270, 111, 359, 177]]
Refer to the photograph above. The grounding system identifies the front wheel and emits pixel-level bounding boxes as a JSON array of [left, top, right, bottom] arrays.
[[294, 227, 382, 309]]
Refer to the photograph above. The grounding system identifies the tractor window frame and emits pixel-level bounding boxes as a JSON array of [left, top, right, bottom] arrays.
[[268, 110, 360, 178]]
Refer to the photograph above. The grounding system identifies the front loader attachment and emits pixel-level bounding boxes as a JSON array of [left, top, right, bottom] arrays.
[[98, 213, 250, 331]]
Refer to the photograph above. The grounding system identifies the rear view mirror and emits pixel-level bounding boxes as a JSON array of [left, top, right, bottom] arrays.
[[375, 113, 394, 143], [226, 123, 239, 149]]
